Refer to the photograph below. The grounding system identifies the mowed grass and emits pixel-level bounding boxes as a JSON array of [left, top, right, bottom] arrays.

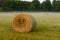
[[0, 12, 60, 40]]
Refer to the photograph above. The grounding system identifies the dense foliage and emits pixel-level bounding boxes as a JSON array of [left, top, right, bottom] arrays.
[[0, 0, 60, 12]]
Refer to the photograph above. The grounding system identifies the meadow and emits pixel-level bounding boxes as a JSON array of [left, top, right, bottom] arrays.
[[0, 12, 60, 40]]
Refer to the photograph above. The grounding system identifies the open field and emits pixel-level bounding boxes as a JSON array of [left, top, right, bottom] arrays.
[[0, 12, 60, 40]]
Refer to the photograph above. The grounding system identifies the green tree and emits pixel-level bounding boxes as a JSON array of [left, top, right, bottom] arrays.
[[41, 0, 52, 11], [32, 0, 40, 11], [52, 0, 60, 11], [52, 0, 57, 11], [28, 2, 35, 11]]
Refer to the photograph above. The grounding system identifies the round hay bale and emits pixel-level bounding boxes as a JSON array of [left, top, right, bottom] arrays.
[[12, 13, 36, 33]]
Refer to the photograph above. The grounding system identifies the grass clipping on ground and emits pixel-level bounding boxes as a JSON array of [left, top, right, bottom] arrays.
[[12, 13, 36, 33]]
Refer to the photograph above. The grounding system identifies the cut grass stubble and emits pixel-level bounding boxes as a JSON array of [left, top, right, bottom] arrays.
[[0, 13, 60, 40]]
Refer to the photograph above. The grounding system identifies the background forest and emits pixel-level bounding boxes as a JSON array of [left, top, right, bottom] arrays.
[[0, 0, 60, 12]]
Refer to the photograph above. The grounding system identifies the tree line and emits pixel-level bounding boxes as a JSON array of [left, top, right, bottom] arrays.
[[0, 0, 60, 12]]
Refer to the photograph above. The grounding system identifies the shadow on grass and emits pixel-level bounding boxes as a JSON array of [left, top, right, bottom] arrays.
[[31, 24, 52, 33]]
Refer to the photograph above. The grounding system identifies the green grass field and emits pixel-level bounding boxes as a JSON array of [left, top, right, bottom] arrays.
[[0, 12, 60, 40]]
